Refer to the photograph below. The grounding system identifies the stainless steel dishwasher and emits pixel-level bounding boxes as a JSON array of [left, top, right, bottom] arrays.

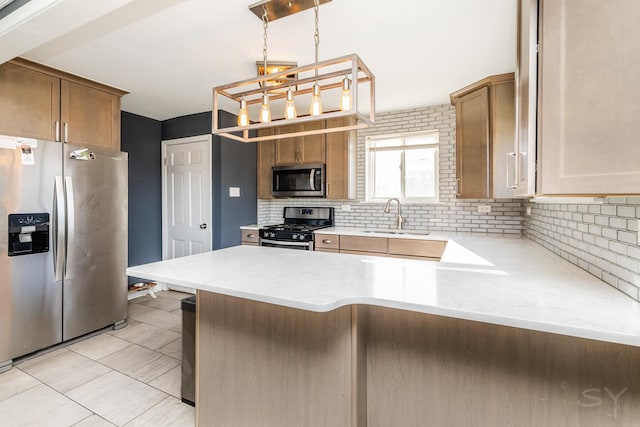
[[181, 295, 196, 406]]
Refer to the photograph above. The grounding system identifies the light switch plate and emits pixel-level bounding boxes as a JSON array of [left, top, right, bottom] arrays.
[[341, 205, 351, 212], [477, 205, 491, 213], [229, 187, 240, 197], [525, 206, 532, 216]]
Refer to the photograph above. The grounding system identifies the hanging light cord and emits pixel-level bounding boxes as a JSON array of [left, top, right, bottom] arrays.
[[313, 0, 319, 76], [262, 8, 269, 89]]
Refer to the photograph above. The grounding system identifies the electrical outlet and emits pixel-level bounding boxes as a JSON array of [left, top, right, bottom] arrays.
[[477, 205, 491, 213], [341, 204, 351, 212], [525, 206, 532, 216]]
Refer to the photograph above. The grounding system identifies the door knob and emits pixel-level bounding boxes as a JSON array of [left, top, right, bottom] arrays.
[[200, 223, 207, 229]]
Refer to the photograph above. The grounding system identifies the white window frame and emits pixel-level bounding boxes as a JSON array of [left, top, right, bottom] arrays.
[[365, 130, 440, 203]]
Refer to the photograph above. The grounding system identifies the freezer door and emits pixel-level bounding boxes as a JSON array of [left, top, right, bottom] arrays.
[[62, 144, 128, 340], [0, 139, 63, 362]]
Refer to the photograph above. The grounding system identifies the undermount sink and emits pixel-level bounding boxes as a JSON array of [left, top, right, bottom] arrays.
[[362, 229, 430, 236]]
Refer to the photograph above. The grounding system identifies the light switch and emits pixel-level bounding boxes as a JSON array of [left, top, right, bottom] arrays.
[[229, 187, 240, 197], [477, 205, 491, 213]]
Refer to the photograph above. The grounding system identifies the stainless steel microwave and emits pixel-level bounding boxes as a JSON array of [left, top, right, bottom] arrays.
[[272, 164, 325, 197]]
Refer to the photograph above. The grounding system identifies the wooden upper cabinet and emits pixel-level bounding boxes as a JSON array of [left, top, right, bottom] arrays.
[[257, 128, 275, 199], [538, 0, 640, 194], [275, 121, 325, 165], [258, 119, 354, 199], [326, 117, 355, 199], [454, 86, 490, 198], [0, 58, 126, 151], [275, 124, 299, 165], [61, 80, 122, 151], [0, 62, 60, 141], [451, 73, 515, 199], [299, 121, 325, 164]]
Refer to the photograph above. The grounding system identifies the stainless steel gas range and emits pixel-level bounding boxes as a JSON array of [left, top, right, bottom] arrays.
[[259, 207, 334, 250]]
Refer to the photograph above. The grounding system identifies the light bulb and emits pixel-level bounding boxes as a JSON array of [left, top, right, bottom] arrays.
[[340, 77, 352, 111], [237, 98, 249, 126], [259, 94, 271, 123], [309, 83, 323, 116], [284, 88, 297, 120]]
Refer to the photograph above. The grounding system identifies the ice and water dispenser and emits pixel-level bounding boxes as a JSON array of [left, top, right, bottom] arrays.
[[8, 213, 50, 256]]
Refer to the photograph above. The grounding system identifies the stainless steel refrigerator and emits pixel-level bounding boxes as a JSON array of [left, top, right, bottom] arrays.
[[0, 136, 128, 371]]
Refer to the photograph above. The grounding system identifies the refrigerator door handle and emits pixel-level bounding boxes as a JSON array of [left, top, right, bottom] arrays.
[[53, 176, 65, 281], [64, 176, 75, 280]]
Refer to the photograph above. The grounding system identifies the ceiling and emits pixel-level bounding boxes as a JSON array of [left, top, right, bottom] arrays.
[[2, 0, 517, 121]]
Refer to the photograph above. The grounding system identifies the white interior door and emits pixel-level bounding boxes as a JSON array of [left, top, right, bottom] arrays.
[[162, 135, 212, 261]]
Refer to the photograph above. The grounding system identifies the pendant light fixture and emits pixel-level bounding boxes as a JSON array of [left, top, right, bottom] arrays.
[[212, 0, 376, 143], [258, 9, 271, 123], [308, 0, 322, 116], [340, 76, 352, 111], [237, 97, 249, 126], [284, 87, 297, 120]]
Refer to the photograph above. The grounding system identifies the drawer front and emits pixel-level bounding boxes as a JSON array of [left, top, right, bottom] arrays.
[[241, 229, 259, 244], [339, 236, 388, 254], [315, 233, 339, 250], [315, 248, 339, 254], [340, 250, 386, 257], [387, 239, 446, 259]]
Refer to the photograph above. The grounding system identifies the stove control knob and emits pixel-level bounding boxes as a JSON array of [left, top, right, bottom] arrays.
[[292, 234, 299, 240]]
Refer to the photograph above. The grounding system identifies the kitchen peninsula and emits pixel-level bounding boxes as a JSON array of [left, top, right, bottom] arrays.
[[127, 235, 640, 426]]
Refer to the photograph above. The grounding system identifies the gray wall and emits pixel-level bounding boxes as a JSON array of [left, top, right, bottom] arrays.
[[121, 111, 162, 284], [161, 111, 257, 249]]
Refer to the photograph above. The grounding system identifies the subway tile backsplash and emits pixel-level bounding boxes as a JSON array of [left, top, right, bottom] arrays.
[[258, 104, 523, 234], [257, 104, 640, 301], [524, 199, 640, 301]]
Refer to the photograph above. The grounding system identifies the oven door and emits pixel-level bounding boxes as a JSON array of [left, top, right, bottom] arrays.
[[260, 239, 314, 251]]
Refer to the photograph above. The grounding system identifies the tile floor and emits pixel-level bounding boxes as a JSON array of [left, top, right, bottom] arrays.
[[0, 290, 195, 427]]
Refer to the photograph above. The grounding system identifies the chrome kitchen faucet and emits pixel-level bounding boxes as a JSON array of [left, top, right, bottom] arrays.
[[383, 198, 404, 230]]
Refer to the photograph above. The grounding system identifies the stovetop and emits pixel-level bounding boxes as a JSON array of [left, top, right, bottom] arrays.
[[262, 223, 331, 232], [259, 207, 334, 242]]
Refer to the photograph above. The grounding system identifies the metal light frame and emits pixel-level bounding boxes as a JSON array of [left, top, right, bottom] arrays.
[[212, 53, 375, 143]]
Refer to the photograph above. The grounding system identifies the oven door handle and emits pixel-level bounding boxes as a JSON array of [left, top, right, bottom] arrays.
[[260, 238, 313, 248], [309, 169, 316, 191]]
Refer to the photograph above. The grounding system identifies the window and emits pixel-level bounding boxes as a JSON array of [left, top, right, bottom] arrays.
[[366, 131, 439, 202]]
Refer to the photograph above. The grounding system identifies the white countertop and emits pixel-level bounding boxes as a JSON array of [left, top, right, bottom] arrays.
[[127, 234, 640, 347]]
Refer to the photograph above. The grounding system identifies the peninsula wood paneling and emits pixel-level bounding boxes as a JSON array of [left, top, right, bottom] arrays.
[[196, 291, 356, 427], [366, 306, 640, 427]]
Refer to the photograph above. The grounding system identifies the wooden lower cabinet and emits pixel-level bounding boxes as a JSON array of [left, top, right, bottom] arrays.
[[241, 229, 259, 246], [339, 236, 388, 255], [324, 233, 447, 261], [314, 233, 339, 252], [0, 58, 126, 150], [387, 238, 446, 259]]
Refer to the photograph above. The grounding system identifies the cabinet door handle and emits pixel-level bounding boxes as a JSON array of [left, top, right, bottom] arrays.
[[63, 122, 69, 143], [322, 239, 333, 244], [247, 233, 255, 238], [455, 178, 461, 197], [506, 152, 517, 190], [54, 121, 60, 142]]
